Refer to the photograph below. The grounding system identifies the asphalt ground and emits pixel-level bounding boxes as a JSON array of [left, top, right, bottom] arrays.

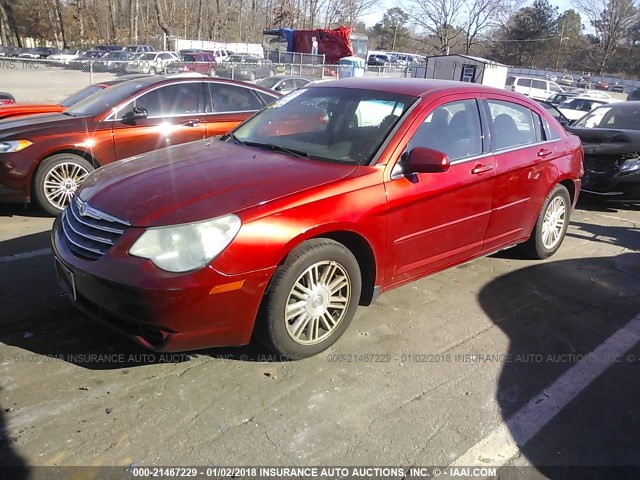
[[0, 196, 638, 479]]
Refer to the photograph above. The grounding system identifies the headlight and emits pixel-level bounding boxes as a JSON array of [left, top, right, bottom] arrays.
[[619, 157, 640, 173], [0, 140, 32, 153], [129, 214, 241, 273]]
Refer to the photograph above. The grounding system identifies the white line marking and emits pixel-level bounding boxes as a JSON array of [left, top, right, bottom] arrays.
[[0, 248, 51, 263], [449, 314, 640, 468]]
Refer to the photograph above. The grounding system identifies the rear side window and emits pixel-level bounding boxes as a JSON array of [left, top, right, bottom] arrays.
[[487, 100, 537, 150], [208, 84, 263, 112], [531, 79, 547, 90], [516, 78, 532, 87]]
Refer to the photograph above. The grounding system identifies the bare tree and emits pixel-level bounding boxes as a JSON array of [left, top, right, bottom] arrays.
[[573, 0, 639, 73], [342, 0, 381, 26], [154, 0, 171, 40], [409, 0, 466, 54], [463, 0, 504, 54]]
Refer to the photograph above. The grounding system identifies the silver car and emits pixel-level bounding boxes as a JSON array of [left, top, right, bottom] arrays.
[[256, 76, 312, 94]]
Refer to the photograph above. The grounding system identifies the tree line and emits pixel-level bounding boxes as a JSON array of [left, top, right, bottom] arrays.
[[1, 0, 639, 75]]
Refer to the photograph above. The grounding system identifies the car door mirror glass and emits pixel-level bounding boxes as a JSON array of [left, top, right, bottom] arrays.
[[407, 147, 450, 173]]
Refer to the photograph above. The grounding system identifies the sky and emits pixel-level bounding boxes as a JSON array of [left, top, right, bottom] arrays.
[[361, 0, 575, 28]]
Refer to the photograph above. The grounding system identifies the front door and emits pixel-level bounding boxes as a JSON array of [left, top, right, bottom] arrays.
[[112, 81, 207, 160], [384, 96, 496, 286]]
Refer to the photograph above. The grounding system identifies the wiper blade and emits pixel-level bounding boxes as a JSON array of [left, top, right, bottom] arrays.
[[243, 141, 310, 159], [223, 132, 245, 145]]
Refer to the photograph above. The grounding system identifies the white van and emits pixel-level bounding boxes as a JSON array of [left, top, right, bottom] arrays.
[[506, 75, 564, 100]]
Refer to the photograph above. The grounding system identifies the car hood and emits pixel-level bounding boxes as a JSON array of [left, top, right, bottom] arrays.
[[0, 104, 63, 119], [566, 127, 640, 156], [77, 139, 358, 227], [0, 113, 93, 138]]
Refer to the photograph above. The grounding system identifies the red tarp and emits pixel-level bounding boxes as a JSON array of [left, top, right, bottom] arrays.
[[292, 27, 354, 64]]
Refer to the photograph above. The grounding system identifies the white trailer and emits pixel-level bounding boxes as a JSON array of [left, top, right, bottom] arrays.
[[413, 54, 509, 89]]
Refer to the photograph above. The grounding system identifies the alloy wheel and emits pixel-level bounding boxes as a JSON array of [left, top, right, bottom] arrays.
[[284, 260, 351, 345]]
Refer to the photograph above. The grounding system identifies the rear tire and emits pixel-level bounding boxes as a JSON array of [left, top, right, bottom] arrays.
[[34, 154, 94, 216], [257, 239, 362, 360], [520, 184, 571, 259]]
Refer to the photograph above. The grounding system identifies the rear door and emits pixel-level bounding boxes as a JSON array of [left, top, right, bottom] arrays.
[[111, 81, 207, 160], [481, 95, 563, 251], [530, 79, 550, 100]]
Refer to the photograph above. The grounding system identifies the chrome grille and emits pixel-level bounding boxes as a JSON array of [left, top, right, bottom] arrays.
[[61, 197, 130, 260]]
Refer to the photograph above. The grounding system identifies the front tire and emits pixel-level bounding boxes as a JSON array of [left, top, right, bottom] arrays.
[[257, 239, 362, 359], [34, 154, 94, 216], [520, 184, 571, 259]]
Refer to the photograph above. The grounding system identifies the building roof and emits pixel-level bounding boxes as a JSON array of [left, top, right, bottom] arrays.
[[425, 54, 507, 67]]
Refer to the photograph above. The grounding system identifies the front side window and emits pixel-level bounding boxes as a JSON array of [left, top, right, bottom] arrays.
[[487, 100, 537, 150], [408, 99, 483, 162], [117, 83, 201, 118], [517, 78, 532, 87]]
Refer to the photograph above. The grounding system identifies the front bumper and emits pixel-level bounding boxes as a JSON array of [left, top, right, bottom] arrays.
[[0, 153, 31, 202], [51, 216, 274, 352], [582, 156, 640, 202]]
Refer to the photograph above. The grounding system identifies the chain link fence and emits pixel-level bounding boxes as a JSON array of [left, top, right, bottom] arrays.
[[1, 55, 412, 104]]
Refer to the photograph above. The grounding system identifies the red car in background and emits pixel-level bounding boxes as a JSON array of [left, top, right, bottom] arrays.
[[52, 79, 583, 359], [0, 92, 15, 106], [166, 52, 217, 76], [0, 76, 280, 214]]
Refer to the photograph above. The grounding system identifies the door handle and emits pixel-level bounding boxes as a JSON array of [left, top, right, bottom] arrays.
[[537, 148, 553, 158], [183, 119, 201, 127], [471, 164, 493, 175]]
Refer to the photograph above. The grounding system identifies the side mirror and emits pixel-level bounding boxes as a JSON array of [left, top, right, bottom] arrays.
[[407, 147, 450, 173], [122, 106, 148, 123]]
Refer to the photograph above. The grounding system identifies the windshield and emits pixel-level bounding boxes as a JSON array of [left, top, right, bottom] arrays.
[[139, 53, 156, 60], [573, 104, 640, 130], [65, 80, 152, 117], [60, 85, 106, 107], [229, 87, 417, 165], [256, 77, 280, 89]]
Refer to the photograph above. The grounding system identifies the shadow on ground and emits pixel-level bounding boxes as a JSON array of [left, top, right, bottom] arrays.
[[0, 203, 50, 219], [479, 237, 640, 477], [0, 387, 28, 478], [1, 232, 278, 371]]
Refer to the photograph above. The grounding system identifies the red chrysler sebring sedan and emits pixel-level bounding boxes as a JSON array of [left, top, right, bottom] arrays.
[[52, 78, 583, 359]]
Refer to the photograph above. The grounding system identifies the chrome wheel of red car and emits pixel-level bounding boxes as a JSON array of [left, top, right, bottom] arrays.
[[521, 184, 571, 259], [285, 260, 351, 345], [541, 195, 566, 250], [34, 154, 94, 215], [259, 239, 362, 359]]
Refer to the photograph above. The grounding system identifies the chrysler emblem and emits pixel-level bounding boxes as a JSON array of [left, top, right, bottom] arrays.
[[78, 201, 87, 216]]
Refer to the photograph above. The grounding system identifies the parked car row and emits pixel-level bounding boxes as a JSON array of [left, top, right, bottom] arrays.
[[0, 75, 280, 214]]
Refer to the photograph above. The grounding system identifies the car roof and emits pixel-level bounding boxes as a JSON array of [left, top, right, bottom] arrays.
[[310, 78, 524, 98], [114, 75, 282, 96]]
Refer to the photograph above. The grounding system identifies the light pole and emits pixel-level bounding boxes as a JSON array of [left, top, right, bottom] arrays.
[[555, 23, 569, 71]]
